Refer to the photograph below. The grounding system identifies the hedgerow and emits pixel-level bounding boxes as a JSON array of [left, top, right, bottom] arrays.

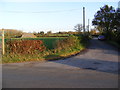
[[6, 40, 46, 54], [54, 35, 84, 53], [2, 35, 89, 63]]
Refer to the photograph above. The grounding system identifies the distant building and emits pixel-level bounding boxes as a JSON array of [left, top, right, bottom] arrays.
[[21, 33, 36, 38]]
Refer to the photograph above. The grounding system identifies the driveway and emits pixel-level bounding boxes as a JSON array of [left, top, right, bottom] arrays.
[[2, 38, 119, 88]]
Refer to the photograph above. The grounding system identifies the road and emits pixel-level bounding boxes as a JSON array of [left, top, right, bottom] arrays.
[[2, 38, 119, 88]]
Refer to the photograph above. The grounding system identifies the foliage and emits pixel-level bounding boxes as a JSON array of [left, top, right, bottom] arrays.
[[57, 31, 78, 34], [34, 31, 79, 37], [92, 5, 115, 31], [0, 29, 23, 38], [92, 5, 120, 44], [39, 31, 45, 35], [89, 28, 100, 36], [54, 35, 85, 53], [4, 37, 66, 49], [34, 31, 45, 37], [90, 29, 97, 35], [74, 24, 83, 33], [34, 33, 70, 37], [44, 34, 69, 37], [2, 35, 89, 63], [47, 31, 52, 35], [6, 40, 46, 54]]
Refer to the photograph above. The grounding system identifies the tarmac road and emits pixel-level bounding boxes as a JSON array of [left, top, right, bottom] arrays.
[[2, 38, 119, 88]]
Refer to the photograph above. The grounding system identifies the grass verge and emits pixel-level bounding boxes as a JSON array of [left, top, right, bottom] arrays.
[[2, 47, 86, 63]]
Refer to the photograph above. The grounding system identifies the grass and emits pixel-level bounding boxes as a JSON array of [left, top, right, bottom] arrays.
[[2, 46, 85, 63]]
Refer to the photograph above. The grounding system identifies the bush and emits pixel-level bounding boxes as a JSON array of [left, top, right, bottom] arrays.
[[54, 36, 83, 53], [6, 40, 46, 54]]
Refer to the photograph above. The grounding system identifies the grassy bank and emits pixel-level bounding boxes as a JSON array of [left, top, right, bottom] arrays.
[[3, 47, 85, 63], [2, 35, 89, 63]]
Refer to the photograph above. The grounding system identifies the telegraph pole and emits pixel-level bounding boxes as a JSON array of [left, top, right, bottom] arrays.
[[83, 7, 85, 34], [88, 19, 89, 33], [2, 28, 5, 55]]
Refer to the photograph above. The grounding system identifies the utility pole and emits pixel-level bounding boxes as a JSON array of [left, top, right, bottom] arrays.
[[88, 19, 89, 33], [2, 28, 5, 55], [83, 7, 85, 34]]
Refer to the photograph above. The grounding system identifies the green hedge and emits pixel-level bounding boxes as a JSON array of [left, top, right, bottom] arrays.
[[2, 37, 66, 50]]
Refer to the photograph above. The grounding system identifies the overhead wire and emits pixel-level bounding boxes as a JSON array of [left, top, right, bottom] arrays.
[[1, 8, 81, 13]]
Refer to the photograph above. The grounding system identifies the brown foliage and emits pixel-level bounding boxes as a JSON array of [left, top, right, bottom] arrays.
[[0, 29, 23, 38], [54, 36, 80, 52], [6, 40, 46, 54]]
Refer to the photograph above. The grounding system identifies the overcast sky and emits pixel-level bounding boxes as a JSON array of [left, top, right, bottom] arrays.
[[0, 0, 119, 33]]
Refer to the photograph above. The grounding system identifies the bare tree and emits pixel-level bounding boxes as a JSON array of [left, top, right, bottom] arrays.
[[74, 24, 83, 33]]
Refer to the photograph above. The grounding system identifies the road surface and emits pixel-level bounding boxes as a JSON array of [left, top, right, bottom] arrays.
[[2, 38, 119, 88]]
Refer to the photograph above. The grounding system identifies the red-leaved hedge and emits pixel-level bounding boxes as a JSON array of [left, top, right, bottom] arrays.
[[6, 40, 46, 54]]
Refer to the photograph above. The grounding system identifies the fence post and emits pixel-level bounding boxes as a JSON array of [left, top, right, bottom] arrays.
[[2, 28, 5, 55]]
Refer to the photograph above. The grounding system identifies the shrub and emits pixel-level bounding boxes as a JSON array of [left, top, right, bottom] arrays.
[[6, 40, 46, 54], [54, 36, 83, 53]]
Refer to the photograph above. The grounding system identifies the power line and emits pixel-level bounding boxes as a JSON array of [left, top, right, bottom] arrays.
[[1, 8, 81, 13]]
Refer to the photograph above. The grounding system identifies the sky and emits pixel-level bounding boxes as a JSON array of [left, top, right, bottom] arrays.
[[0, 0, 119, 33]]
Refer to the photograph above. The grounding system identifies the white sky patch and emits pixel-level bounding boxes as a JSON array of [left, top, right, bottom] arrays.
[[1, 0, 119, 2]]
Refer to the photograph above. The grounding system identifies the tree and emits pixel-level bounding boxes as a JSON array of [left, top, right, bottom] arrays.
[[74, 24, 83, 33], [115, 8, 120, 31], [96, 26, 104, 34], [1, 29, 23, 38], [47, 31, 52, 34], [39, 31, 44, 35], [33, 31, 37, 35], [90, 29, 97, 35], [112, 8, 120, 44], [92, 5, 115, 39]]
